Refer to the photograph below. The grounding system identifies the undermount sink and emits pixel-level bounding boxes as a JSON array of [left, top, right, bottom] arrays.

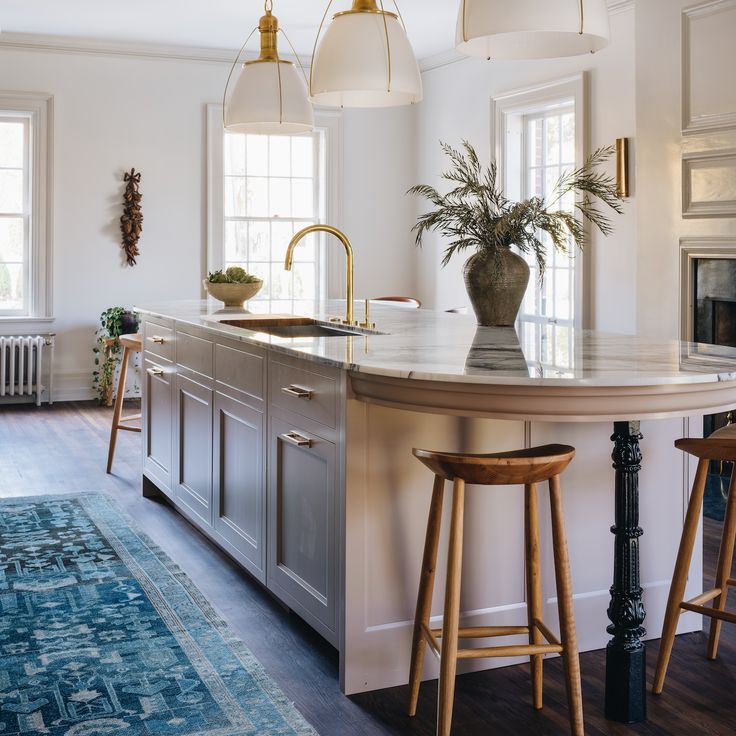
[[220, 317, 382, 339]]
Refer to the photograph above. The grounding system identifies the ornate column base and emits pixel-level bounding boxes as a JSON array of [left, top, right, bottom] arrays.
[[605, 641, 646, 722]]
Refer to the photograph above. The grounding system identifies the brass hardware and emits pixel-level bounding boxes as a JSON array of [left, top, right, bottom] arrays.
[[281, 385, 313, 400], [146, 367, 164, 377], [359, 299, 376, 330], [149, 336, 165, 345], [578, 0, 585, 35], [285, 224, 355, 326], [616, 137, 629, 199], [282, 431, 313, 448]]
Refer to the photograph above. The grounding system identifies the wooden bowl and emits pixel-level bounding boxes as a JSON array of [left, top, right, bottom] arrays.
[[203, 279, 263, 308]]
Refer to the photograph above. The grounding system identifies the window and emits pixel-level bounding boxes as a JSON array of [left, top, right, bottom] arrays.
[[493, 75, 585, 372], [208, 107, 339, 314], [0, 93, 52, 321]]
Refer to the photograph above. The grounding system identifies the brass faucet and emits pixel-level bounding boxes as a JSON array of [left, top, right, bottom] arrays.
[[285, 224, 355, 325]]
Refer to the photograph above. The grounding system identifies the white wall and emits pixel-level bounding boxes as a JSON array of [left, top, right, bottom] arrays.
[[0, 44, 416, 400], [412, 7, 637, 334]]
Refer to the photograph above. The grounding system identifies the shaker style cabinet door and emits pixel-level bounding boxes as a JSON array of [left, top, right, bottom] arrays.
[[142, 358, 174, 497], [267, 415, 338, 645], [174, 372, 214, 527], [213, 391, 266, 583]]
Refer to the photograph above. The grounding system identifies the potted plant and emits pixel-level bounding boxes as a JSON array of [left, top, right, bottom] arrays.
[[204, 267, 263, 308], [409, 141, 624, 326], [93, 307, 140, 406]]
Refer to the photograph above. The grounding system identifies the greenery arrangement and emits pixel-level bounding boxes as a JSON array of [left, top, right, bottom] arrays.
[[208, 267, 261, 284], [409, 140, 624, 277], [93, 307, 139, 406]]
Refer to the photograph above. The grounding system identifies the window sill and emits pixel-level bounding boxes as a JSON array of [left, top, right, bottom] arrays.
[[0, 316, 56, 335]]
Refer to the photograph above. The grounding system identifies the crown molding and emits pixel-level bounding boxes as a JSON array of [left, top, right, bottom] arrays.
[[0, 30, 313, 68]]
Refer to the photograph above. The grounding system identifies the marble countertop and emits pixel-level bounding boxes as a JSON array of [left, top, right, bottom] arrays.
[[134, 299, 736, 388]]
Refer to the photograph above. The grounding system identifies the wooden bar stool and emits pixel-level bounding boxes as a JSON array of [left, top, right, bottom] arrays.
[[106, 333, 142, 474], [407, 444, 583, 736], [653, 423, 736, 694]]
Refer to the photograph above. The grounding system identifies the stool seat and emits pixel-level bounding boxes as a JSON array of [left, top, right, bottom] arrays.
[[408, 444, 583, 735], [654, 427, 736, 695], [119, 333, 142, 352], [675, 423, 736, 460], [413, 444, 575, 485]]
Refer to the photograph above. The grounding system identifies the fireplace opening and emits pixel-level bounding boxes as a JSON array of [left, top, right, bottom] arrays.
[[693, 258, 736, 520]]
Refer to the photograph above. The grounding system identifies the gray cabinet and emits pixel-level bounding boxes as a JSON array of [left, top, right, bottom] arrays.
[[268, 413, 338, 645], [213, 391, 266, 582], [175, 372, 214, 527], [142, 358, 174, 497]]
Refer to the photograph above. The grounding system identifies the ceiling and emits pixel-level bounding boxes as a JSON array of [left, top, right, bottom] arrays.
[[0, 1, 459, 61]]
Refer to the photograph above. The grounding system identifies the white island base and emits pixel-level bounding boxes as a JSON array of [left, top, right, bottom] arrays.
[[343, 403, 702, 695]]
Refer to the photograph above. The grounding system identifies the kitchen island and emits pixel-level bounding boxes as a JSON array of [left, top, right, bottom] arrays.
[[135, 299, 736, 722]]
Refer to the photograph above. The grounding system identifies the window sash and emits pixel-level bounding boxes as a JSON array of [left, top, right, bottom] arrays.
[[0, 115, 31, 317]]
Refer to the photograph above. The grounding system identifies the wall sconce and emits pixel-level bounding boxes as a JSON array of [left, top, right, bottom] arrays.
[[616, 138, 630, 198]]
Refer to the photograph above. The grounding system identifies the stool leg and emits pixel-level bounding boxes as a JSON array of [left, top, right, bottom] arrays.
[[408, 474, 445, 716], [707, 467, 736, 660], [653, 458, 708, 694], [106, 346, 130, 474], [524, 482, 544, 710], [438, 478, 465, 736], [548, 475, 584, 736]]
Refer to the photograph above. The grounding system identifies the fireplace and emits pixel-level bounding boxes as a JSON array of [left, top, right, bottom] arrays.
[[692, 256, 736, 519]]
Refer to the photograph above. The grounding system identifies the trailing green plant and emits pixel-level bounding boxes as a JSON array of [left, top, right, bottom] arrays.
[[208, 267, 261, 284], [409, 140, 624, 278], [92, 307, 138, 406]]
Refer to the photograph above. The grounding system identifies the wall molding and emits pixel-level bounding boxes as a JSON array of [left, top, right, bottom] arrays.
[[682, 0, 736, 135], [682, 148, 736, 218]]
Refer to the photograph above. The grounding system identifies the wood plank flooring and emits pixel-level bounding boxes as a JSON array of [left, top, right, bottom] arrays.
[[0, 401, 735, 735]]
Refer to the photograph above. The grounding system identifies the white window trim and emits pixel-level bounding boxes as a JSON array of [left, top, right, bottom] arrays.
[[491, 74, 588, 329], [0, 92, 53, 327], [206, 106, 343, 303]]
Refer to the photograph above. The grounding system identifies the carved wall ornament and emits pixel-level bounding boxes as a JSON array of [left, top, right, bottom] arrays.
[[120, 168, 143, 266]]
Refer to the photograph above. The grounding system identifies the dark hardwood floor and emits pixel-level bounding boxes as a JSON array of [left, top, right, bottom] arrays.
[[1, 400, 735, 735]]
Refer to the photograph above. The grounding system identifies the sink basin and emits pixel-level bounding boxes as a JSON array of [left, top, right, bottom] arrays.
[[220, 317, 381, 339]]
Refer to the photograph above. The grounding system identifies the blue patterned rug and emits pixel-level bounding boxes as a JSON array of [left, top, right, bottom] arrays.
[[0, 493, 317, 736]]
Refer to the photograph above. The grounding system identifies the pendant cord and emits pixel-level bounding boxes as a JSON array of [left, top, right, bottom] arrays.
[[461, 0, 467, 43], [222, 26, 259, 127], [310, 0, 336, 97], [579, 0, 585, 35]]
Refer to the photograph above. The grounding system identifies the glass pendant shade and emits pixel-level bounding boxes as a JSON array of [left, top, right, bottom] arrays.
[[456, 0, 610, 60], [310, 1, 422, 108], [225, 6, 314, 135]]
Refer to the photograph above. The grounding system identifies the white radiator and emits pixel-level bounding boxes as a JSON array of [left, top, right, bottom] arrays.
[[0, 335, 55, 406]]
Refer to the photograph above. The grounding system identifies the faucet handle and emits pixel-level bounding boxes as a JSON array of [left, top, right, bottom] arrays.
[[359, 299, 376, 330]]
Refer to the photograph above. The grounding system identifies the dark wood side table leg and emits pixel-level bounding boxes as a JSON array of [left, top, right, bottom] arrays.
[[605, 420, 647, 723]]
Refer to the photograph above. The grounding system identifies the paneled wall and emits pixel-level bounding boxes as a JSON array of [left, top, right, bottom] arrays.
[[636, 0, 736, 339]]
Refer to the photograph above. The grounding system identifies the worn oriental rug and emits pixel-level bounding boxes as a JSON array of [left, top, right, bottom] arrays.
[[0, 493, 317, 735]]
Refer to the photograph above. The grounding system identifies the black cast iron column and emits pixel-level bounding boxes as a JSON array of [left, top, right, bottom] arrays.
[[605, 420, 647, 723]]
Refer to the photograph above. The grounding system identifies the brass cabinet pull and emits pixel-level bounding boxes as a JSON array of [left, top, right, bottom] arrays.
[[147, 367, 164, 377], [149, 336, 166, 345], [281, 385, 313, 400], [281, 431, 313, 448]]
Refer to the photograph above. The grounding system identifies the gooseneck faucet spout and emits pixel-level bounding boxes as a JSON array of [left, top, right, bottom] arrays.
[[285, 224, 355, 325]]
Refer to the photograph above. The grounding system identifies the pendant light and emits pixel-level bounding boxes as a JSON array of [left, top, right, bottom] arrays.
[[224, 1, 314, 135], [309, 0, 422, 108], [456, 0, 610, 60]]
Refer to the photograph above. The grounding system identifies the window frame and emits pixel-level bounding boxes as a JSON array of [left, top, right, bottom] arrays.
[[0, 92, 53, 326], [207, 106, 342, 309], [492, 74, 587, 330]]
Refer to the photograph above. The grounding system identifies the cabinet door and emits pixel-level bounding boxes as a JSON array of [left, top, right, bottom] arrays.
[[175, 373, 214, 527], [213, 391, 265, 582], [268, 415, 337, 644], [143, 358, 173, 496]]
